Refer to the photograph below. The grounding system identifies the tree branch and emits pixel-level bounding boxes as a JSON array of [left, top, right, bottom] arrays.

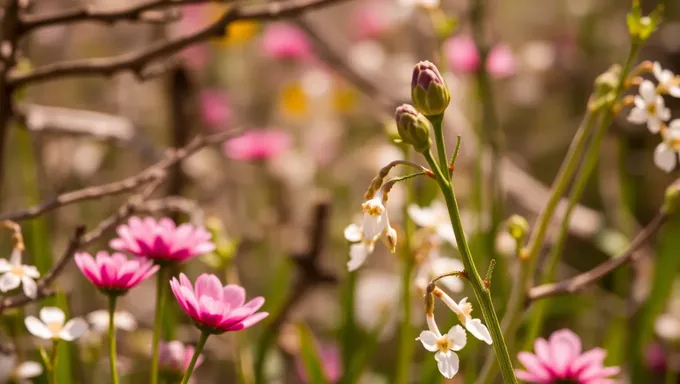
[[527, 210, 668, 301], [9, 0, 350, 87]]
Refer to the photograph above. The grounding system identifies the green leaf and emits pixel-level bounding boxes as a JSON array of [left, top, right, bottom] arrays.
[[296, 324, 330, 384]]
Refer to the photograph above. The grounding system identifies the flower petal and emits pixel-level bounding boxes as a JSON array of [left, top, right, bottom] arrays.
[[640, 80, 657, 101], [548, 328, 582, 377], [446, 325, 467, 351], [347, 243, 369, 271], [25, 316, 53, 339], [627, 107, 648, 124], [59, 318, 88, 341], [407, 204, 436, 227], [465, 318, 492, 345], [434, 350, 459, 379], [39, 307, 65, 327], [654, 142, 677, 173], [343, 224, 363, 242], [517, 352, 552, 381], [0, 272, 20, 292], [14, 361, 43, 378], [21, 276, 37, 299], [416, 330, 440, 352]]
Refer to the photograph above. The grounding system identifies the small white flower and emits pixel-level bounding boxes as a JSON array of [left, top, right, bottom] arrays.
[[87, 309, 138, 333], [14, 361, 43, 380], [362, 193, 389, 241], [438, 291, 492, 345], [654, 120, 680, 172], [627, 80, 671, 134], [0, 354, 43, 384], [653, 62, 680, 98], [354, 272, 400, 335], [344, 223, 376, 271], [25, 307, 88, 341], [408, 201, 457, 246], [414, 249, 464, 294], [0, 249, 40, 298], [416, 313, 466, 379]]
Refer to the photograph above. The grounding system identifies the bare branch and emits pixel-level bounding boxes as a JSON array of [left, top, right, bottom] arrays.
[[527, 210, 668, 301], [0, 128, 242, 222], [9, 0, 350, 87]]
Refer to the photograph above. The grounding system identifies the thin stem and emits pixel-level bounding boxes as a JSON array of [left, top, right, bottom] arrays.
[[429, 114, 449, 181], [150, 266, 169, 384], [108, 295, 120, 384], [423, 150, 517, 383], [50, 339, 59, 384], [180, 331, 209, 384], [449, 135, 462, 175]]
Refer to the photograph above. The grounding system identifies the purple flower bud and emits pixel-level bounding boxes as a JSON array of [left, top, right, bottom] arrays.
[[411, 61, 451, 116], [395, 104, 432, 153]]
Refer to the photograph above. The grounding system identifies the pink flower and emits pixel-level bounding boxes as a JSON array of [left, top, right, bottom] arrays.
[[110, 217, 215, 265], [296, 343, 342, 383], [443, 35, 516, 78], [170, 273, 268, 334], [75, 251, 159, 294], [158, 340, 204, 373], [223, 130, 291, 161], [516, 329, 620, 384], [351, 1, 391, 40], [199, 90, 232, 131], [261, 23, 311, 60]]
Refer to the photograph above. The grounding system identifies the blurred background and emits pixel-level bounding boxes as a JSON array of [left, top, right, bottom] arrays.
[[2, 0, 680, 383]]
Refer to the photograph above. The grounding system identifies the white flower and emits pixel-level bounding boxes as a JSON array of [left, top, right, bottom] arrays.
[[653, 62, 680, 98], [438, 291, 492, 345], [655, 313, 680, 341], [345, 223, 376, 271], [0, 354, 43, 384], [416, 313, 466, 379], [627, 80, 671, 134], [362, 193, 389, 241], [408, 201, 457, 246], [654, 120, 680, 172], [354, 272, 400, 335], [87, 309, 137, 333], [25, 307, 88, 341], [0, 249, 40, 298], [414, 249, 464, 294]]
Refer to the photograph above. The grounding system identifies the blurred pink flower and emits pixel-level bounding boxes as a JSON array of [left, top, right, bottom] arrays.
[[223, 130, 291, 161], [180, 44, 210, 71], [516, 329, 620, 383], [200, 90, 232, 131], [75, 251, 159, 294], [181, 5, 205, 34], [159, 340, 204, 373], [296, 343, 342, 383], [110, 217, 215, 265], [444, 35, 516, 78], [170, 273, 268, 334], [351, 1, 390, 40], [261, 23, 311, 60]]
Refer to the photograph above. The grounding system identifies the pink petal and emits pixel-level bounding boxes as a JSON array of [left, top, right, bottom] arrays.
[[223, 285, 246, 309], [548, 329, 582, 377], [570, 348, 606, 376], [486, 43, 516, 78], [517, 352, 553, 382], [194, 274, 223, 302], [515, 369, 546, 383], [444, 35, 480, 74], [239, 312, 269, 329]]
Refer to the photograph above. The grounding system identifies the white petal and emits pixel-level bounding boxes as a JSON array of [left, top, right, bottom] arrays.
[[436, 225, 458, 247], [653, 62, 664, 81], [24, 316, 54, 339], [417, 330, 440, 352], [362, 212, 386, 240], [39, 307, 65, 327], [633, 95, 646, 110], [627, 107, 648, 124], [435, 350, 459, 379], [640, 80, 657, 101], [430, 258, 464, 292], [669, 119, 680, 134], [21, 276, 37, 299], [87, 310, 108, 333], [0, 273, 20, 292], [407, 204, 436, 228], [0, 259, 11, 273], [114, 311, 138, 332], [465, 318, 492, 345], [655, 143, 677, 173], [648, 118, 663, 134], [59, 318, 88, 341], [669, 86, 680, 98], [446, 325, 467, 351], [23, 265, 40, 279], [14, 361, 43, 378], [659, 107, 672, 122], [347, 243, 369, 271], [344, 224, 363, 242]]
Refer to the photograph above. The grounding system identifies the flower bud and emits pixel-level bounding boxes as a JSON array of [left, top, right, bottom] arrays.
[[411, 61, 451, 116], [385, 226, 397, 253], [395, 104, 432, 153], [505, 215, 529, 241]]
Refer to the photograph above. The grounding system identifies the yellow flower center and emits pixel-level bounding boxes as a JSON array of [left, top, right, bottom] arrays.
[[436, 336, 450, 352], [11, 266, 24, 277], [362, 201, 384, 216], [46, 321, 62, 335], [457, 301, 473, 324], [647, 102, 657, 115]]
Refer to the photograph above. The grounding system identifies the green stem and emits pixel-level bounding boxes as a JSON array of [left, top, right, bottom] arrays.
[[429, 114, 449, 178], [150, 266, 169, 384], [109, 295, 120, 384], [180, 332, 209, 384], [50, 340, 59, 384], [423, 150, 517, 383]]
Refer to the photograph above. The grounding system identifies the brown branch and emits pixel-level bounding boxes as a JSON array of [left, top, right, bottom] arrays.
[[527, 210, 668, 301], [0, 128, 242, 222], [9, 0, 350, 88]]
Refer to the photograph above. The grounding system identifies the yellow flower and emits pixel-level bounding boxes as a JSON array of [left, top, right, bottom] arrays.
[[333, 84, 357, 113], [215, 20, 259, 46], [279, 82, 308, 118]]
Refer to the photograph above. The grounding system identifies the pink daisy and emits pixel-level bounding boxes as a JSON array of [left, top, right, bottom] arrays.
[[75, 251, 159, 295]]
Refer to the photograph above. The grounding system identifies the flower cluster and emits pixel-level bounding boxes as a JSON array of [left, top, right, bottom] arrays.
[[626, 62, 680, 172]]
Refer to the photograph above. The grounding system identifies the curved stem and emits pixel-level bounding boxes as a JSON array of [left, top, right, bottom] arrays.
[[150, 266, 169, 384], [180, 331, 209, 384], [423, 150, 517, 383], [108, 295, 120, 384]]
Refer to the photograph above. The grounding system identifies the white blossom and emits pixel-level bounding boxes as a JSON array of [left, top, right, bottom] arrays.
[[25, 307, 88, 341], [653, 62, 680, 98], [87, 309, 138, 333], [362, 193, 389, 241], [438, 291, 492, 345], [354, 272, 400, 335], [627, 80, 671, 134], [416, 313, 466, 379], [344, 223, 376, 271], [654, 120, 680, 172], [0, 354, 43, 384], [414, 249, 464, 294], [0, 249, 40, 298], [408, 201, 457, 246]]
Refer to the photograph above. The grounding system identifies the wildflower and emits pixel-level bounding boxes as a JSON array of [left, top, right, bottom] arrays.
[[260, 23, 311, 61], [295, 343, 341, 383], [110, 217, 215, 265], [416, 313, 467, 379], [486, 43, 517, 79], [75, 251, 159, 295], [435, 289, 492, 344], [223, 130, 292, 161], [351, 1, 391, 40], [653, 62, 680, 98], [653, 120, 680, 172], [199, 90, 232, 131], [0, 249, 39, 298], [516, 329, 620, 383], [25, 307, 87, 341], [361, 191, 390, 241], [414, 249, 464, 294], [0, 354, 43, 384], [169, 273, 268, 334], [87, 309, 138, 333], [627, 79, 671, 134], [408, 201, 457, 246], [158, 340, 204, 374], [411, 61, 450, 116]]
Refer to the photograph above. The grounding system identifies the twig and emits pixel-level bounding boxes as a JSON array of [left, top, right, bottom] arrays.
[[9, 0, 351, 87], [0, 128, 242, 222], [527, 210, 668, 301], [167, 67, 193, 223]]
